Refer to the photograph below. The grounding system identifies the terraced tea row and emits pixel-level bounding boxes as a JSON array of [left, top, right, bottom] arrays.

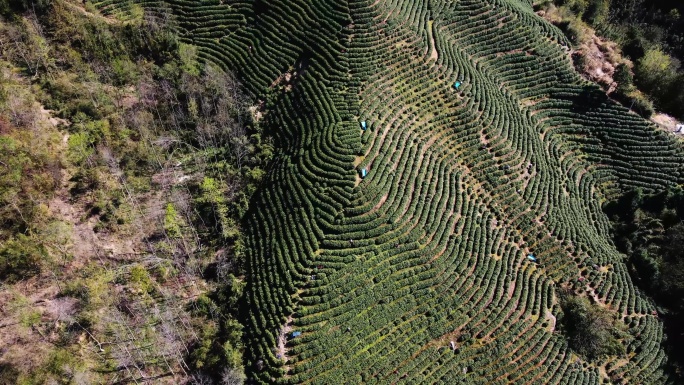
[[93, 0, 684, 383]]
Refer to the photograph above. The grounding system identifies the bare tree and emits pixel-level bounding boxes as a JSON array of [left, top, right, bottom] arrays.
[[1, 12, 52, 77], [221, 368, 246, 385], [190, 373, 214, 385], [231, 132, 251, 170]]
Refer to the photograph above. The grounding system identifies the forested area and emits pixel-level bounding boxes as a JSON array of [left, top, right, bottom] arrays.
[[604, 188, 684, 378], [0, 0, 270, 383], [558, 292, 626, 361], [541, 0, 684, 119]]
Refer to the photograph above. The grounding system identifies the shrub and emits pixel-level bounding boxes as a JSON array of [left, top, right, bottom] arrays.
[[614, 63, 634, 95], [635, 48, 677, 97], [164, 203, 183, 238], [0, 234, 48, 282], [128, 264, 154, 293], [629, 92, 655, 118], [558, 18, 589, 45]]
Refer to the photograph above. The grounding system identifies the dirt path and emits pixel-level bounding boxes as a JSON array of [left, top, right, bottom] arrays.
[[38, 105, 68, 127], [544, 309, 556, 332], [276, 315, 294, 362], [427, 20, 438, 61], [372, 193, 388, 212]]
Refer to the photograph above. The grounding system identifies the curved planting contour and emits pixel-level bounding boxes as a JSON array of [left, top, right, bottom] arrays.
[[94, 0, 684, 383]]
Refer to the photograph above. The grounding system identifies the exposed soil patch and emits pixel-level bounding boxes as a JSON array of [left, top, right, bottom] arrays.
[[48, 195, 98, 264], [271, 60, 308, 92], [538, 6, 626, 94], [651, 113, 682, 133], [573, 35, 624, 93], [544, 309, 556, 332], [427, 20, 438, 61], [372, 193, 388, 211], [276, 315, 294, 362], [38, 105, 69, 127], [249, 101, 265, 123]]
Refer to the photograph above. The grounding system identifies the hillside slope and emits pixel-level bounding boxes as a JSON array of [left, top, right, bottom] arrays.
[[0, 3, 264, 383], [94, 0, 684, 383]]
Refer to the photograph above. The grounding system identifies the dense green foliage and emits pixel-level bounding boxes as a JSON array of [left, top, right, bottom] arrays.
[[605, 189, 684, 303], [604, 188, 684, 377]]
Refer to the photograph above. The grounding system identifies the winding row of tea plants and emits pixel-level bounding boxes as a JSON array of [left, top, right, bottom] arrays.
[[94, 0, 684, 383]]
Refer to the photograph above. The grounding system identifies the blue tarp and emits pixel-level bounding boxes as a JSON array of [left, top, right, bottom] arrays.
[[361, 168, 368, 178], [454, 81, 462, 89], [361, 121, 367, 130], [291, 331, 302, 338], [527, 254, 537, 262]]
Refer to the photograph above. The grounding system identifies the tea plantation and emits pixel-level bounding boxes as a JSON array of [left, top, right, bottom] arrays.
[[94, 0, 684, 383]]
